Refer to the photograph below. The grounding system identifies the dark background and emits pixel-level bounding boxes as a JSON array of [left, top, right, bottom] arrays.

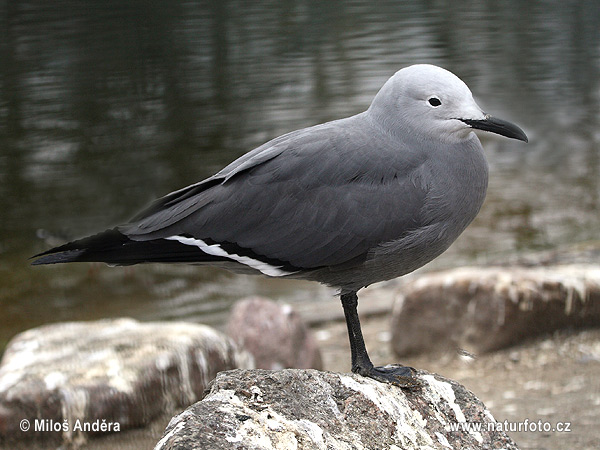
[[1, 0, 599, 348]]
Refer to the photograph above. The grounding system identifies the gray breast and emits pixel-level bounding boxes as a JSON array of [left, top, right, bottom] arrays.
[[308, 134, 489, 293]]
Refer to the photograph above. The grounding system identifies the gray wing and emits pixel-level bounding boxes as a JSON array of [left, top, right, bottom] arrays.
[[121, 116, 430, 270]]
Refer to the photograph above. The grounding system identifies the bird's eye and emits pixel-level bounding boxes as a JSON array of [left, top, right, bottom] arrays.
[[428, 97, 442, 107]]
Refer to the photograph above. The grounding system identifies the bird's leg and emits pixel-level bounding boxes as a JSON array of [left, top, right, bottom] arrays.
[[340, 291, 420, 388]]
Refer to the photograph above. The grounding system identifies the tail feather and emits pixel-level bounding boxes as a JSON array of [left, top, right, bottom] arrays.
[[31, 228, 226, 266]]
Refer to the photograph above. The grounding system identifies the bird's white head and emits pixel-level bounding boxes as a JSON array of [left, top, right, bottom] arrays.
[[369, 64, 527, 144]]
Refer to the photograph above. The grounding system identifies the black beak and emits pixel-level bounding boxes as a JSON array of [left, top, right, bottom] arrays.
[[461, 115, 528, 143]]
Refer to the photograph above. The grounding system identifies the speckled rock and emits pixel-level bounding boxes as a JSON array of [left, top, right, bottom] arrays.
[[391, 265, 600, 357], [226, 297, 322, 370], [0, 318, 254, 445], [155, 368, 519, 450]]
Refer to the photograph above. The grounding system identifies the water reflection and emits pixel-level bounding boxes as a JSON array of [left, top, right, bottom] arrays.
[[0, 0, 598, 347]]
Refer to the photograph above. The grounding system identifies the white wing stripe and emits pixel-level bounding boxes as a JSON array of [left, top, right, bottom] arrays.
[[165, 235, 293, 277]]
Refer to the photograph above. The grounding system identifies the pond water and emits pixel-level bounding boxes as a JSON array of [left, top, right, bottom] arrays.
[[1, 0, 599, 349]]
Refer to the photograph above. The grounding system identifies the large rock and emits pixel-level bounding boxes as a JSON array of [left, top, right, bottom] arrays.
[[155, 368, 519, 450], [226, 297, 322, 370], [0, 318, 253, 445], [391, 265, 600, 357]]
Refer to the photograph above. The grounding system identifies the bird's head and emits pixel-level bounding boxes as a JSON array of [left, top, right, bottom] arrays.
[[369, 64, 528, 144]]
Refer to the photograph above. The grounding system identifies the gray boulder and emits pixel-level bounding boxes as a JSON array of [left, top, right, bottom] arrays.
[[226, 297, 322, 370], [0, 318, 253, 445], [391, 265, 600, 357], [155, 368, 519, 450]]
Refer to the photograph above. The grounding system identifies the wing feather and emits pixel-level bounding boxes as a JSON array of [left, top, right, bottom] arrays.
[[120, 115, 430, 270]]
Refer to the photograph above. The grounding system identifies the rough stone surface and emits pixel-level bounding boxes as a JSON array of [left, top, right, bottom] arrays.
[[155, 368, 519, 450], [0, 318, 253, 445], [226, 297, 323, 370], [391, 265, 600, 357]]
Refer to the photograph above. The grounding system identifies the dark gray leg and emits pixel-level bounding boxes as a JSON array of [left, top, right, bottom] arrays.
[[340, 291, 420, 388]]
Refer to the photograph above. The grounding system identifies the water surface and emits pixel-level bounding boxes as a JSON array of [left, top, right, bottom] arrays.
[[1, 0, 599, 348]]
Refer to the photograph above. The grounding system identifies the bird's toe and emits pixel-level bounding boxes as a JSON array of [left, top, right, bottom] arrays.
[[354, 364, 421, 389]]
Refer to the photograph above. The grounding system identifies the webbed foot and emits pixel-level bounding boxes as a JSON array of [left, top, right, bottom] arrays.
[[353, 363, 421, 389]]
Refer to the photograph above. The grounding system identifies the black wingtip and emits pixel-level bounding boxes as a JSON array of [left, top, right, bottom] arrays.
[[30, 249, 87, 265], [30, 228, 233, 266], [30, 228, 128, 266]]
